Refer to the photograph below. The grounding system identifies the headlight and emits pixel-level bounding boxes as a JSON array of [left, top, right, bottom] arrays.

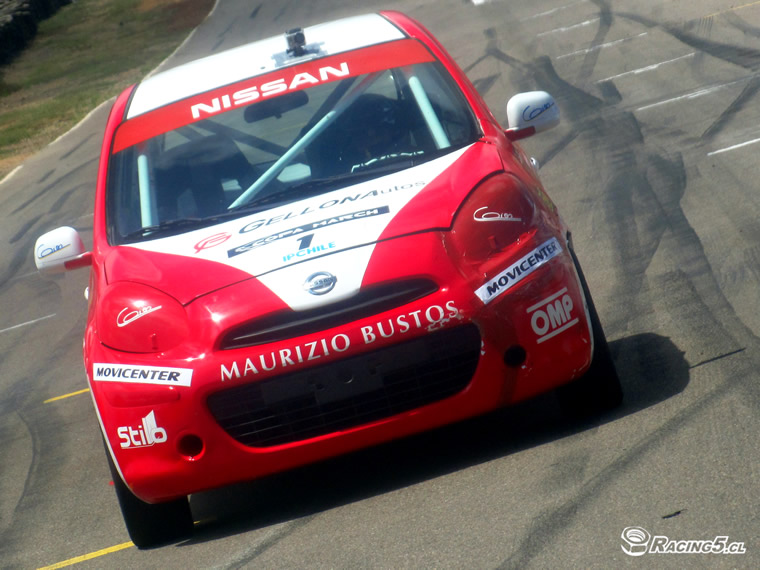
[[445, 173, 538, 265], [97, 282, 190, 353]]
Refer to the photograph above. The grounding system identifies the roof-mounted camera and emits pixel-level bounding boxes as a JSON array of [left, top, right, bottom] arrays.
[[286, 28, 307, 57]]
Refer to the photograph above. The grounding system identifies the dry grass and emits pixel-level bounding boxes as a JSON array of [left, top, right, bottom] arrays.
[[0, 0, 214, 180]]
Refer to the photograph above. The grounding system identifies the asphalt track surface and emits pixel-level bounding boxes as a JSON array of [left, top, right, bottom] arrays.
[[1, 0, 760, 567]]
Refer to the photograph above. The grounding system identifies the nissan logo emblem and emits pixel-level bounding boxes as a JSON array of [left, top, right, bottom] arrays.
[[304, 271, 337, 295]]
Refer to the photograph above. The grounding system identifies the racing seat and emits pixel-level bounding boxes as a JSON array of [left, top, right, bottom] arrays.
[[308, 93, 412, 177], [154, 134, 254, 220]]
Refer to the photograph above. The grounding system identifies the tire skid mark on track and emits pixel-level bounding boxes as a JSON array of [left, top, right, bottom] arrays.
[[725, 10, 760, 39], [469, 0, 760, 386], [0, 407, 41, 549], [577, 0, 612, 82], [8, 214, 44, 245], [7, 157, 98, 216], [496, 358, 744, 569], [215, 516, 315, 569], [0, 369, 93, 564], [59, 132, 96, 161], [618, 11, 760, 71], [486, 2, 760, 363]]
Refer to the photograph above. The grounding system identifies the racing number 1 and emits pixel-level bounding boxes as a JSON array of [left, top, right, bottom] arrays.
[[297, 234, 314, 250]]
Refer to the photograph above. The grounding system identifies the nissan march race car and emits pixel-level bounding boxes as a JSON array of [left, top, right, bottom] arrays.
[[34, 11, 622, 548]]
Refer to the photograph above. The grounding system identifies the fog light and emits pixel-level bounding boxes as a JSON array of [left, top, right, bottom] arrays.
[[503, 345, 526, 367], [177, 434, 204, 461]]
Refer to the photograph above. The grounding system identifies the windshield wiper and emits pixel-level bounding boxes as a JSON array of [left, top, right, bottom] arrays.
[[230, 172, 373, 211], [122, 218, 210, 241], [236, 159, 421, 211]]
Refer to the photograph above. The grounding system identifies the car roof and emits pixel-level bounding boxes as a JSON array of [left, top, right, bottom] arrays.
[[126, 13, 407, 119]]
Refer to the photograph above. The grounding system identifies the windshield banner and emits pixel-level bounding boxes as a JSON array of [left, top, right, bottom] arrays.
[[113, 39, 435, 153]]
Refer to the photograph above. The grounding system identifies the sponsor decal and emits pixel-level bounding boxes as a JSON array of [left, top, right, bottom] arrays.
[[229, 206, 391, 258], [283, 241, 336, 263], [360, 301, 462, 342], [117, 410, 167, 449], [36, 242, 70, 259], [473, 206, 522, 223], [522, 101, 555, 122], [117, 305, 162, 327], [526, 287, 578, 343], [220, 301, 461, 381], [621, 526, 746, 557], [191, 62, 350, 119], [475, 238, 562, 304], [114, 40, 436, 153], [194, 232, 231, 254], [93, 363, 193, 387], [304, 271, 337, 295], [236, 182, 425, 235]]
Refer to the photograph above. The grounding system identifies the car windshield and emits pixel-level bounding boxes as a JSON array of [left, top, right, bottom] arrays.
[[106, 61, 479, 244]]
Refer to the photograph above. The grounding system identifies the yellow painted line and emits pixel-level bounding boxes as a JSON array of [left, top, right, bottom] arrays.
[[43, 388, 90, 404], [37, 541, 133, 569], [706, 0, 760, 18]]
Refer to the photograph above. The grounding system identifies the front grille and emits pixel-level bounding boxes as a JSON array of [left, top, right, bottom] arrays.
[[207, 324, 481, 447], [219, 279, 438, 350]]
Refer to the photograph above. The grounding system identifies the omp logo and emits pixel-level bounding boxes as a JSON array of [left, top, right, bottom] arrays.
[[191, 62, 349, 119], [527, 287, 578, 343], [117, 411, 167, 449]]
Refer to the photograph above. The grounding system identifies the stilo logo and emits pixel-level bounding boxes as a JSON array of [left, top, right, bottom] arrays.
[[304, 271, 337, 295], [117, 410, 167, 449], [621, 527, 651, 557]]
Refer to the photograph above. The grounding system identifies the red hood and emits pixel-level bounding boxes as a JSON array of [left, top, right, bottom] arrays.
[[104, 142, 503, 306], [104, 246, 253, 305]]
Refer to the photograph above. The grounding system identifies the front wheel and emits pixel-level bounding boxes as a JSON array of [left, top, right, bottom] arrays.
[[105, 447, 194, 549], [556, 250, 623, 417]]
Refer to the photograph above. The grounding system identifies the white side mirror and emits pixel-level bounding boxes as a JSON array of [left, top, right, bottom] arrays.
[[505, 91, 560, 141], [34, 226, 92, 274]]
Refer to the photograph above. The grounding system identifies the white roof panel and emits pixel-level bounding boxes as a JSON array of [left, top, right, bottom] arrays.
[[126, 13, 405, 118]]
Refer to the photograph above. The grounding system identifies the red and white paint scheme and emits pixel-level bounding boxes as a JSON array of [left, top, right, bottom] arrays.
[[34, 11, 621, 548]]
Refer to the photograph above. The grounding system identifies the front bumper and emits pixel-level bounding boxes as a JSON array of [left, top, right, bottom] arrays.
[[88, 231, 592, 503]]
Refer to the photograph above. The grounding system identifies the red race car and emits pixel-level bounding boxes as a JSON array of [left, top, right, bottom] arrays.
[[34, 11, 621, 548]]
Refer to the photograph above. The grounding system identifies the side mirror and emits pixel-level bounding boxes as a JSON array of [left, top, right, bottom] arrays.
[[505, 91, 560, 141], [34, 226, 92, 274]]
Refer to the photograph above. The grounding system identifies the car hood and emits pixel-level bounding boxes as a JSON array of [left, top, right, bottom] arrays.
[[106, 142, 502, 308]]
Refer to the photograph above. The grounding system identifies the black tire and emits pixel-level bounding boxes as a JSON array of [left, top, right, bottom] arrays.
[[556, 250, 623, 417], [105, 447, 194, 549]]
